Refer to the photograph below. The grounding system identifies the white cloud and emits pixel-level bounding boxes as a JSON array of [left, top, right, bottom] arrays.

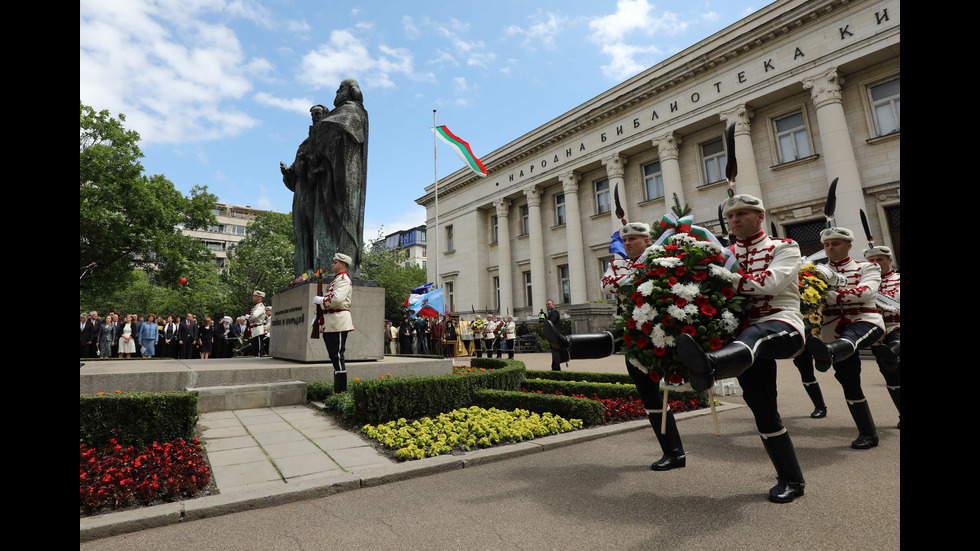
[[253, 92, 315, 115], [505, 11, 569, 49], [299, 29, 415, 90], [587, 0, 690, 80], [80, 0, 262, 144]]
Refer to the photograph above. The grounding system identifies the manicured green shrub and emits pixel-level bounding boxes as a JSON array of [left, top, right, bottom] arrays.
[[471, 389, 606, 426], [79, 391, 199, 449]]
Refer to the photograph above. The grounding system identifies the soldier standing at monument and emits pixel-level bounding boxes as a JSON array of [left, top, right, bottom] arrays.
[[313, 253, 355, 392]]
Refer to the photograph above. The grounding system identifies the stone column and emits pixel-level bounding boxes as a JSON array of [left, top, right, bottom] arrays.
[[652, 132, 685, 208], [601, 153, 627, 232], [803, 69, 872, 252], [559, 171, 587, 304], [523, 187, 548, 314], [719, 105, 762, 199], [493, 198, 513, 316]]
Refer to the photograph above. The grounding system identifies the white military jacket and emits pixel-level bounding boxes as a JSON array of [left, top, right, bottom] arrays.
[[731, 231, 805, 336], [483, 319, 499, 340], [314, 272, 354, 333], [504, 321, 517, 339], [819, 256, 884, 342], [878, 269, 900, 335], [249, 302, 268, 338]]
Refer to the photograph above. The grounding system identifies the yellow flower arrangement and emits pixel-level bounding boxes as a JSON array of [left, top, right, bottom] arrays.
[[799, 264, 828, 336]]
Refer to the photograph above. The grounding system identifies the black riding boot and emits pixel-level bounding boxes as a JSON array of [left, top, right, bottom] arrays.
[[543, 320, 621, 361], [803, 381, 827, 418], [887, 385, 900, 429], [648, 411, 686, 471], [846, 399, 879, 449], [872, 343, 900, 374], [806, 336, 856, 373], [761, 432, 806, 503], [676, 333, 754, 393]]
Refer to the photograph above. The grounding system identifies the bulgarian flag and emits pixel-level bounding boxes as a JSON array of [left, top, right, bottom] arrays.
[[432, 125, 487, 177]]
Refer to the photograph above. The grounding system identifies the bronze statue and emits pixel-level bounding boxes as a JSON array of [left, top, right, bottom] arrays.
[[281, 79, 368, 278]]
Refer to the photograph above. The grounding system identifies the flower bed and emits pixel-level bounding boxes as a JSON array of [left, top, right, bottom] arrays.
[[80, 437, 212, 516], [360, 406, 583, 461]]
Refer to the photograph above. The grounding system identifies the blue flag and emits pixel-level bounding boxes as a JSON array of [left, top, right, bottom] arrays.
[[609, 231, 627, 259], [411, 288, 445, 317]]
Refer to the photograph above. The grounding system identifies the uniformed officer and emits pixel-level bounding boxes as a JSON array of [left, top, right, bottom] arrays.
[[313, 252, 355, 392], [504, 316, 517, 360], [865, 245, 900, 428], [676, 194, 807, 503], [806, 228, 885, 449], [247, 291, 267, 357], [544, 221, 687, 473]]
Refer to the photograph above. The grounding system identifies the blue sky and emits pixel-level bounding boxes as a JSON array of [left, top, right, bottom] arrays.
[[80, 0, 762, 243]]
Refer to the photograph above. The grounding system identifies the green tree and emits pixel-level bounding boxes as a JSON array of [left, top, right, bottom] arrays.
[[360, 230, 428, 322], [223, 211, 295, 312], [80, 102, 218, 302]]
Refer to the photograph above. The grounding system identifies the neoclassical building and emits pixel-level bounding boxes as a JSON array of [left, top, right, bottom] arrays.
[[416, 0, 899, 320]]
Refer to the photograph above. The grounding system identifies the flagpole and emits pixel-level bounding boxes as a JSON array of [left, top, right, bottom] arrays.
[[433, 109, 440, 290]]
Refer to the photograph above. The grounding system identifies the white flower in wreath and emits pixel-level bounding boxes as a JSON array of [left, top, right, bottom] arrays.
[[708, 264, 739, 283], [637, 279, 656, 297], [720, 310, 738, 332], [667, 303, 689, 321], [671, 282, 702, 301], [653, 256, 683, 268], [651, 325, 674, 348], [632, 302, 657, 324]]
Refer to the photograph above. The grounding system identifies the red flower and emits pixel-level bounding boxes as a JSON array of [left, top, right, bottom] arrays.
[[681, 325, 697, 336], [700, 304, 717, 316], [637, 337, 648, 349], [626, 318, 637, 329], [652, 346, 667, 357], [674, 266, 687, 277], [692, 271, 707, 281], [675, 297, 687, 308], [648, 371, 662, 383], [641, 321, 653, 334], [721, 287, 735, 298], [624, 335, 634, 346], [667, 373, 684, 385], [707, 337, 724, 350], [667, 276, 677, 285]]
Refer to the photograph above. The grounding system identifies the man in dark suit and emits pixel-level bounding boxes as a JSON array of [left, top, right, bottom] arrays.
[[178, 313, 199, 359], [546, 300, 561, 371], [87, 311, 103, 357], [80, 314, 96, 358]]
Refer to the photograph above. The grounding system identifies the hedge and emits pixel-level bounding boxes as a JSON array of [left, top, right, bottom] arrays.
[[79, 391, 200, 449]]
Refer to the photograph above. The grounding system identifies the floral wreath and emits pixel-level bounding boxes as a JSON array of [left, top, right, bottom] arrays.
[[798, 263, 827, 337], [614, 212, 746, 384]]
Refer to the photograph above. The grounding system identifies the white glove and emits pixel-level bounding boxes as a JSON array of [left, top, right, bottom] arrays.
[[814, 264, 846, 289], [313, 296, 324, 305]]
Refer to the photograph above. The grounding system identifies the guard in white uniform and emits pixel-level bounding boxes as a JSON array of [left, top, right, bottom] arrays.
[[676, 194, 807, 503], [247, 291, 268, 357], [504, 316, 517, 360], [545, 221, 687, 473], [806, 228, 885, 449], [866, 245, 900, 428], [313, 252, 355, 392]]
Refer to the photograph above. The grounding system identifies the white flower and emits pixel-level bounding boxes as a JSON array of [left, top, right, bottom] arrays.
[[653, 257, 683, 268], [683, 303, 699, 318], [637, 280, 655, 297], [651, 325, 675, 348], [671, 282, 702, 300], [708, 264, 739, 283], [632, 303, 656, 324], [667, 304, 688, 321], [720, 311, 738, 332]]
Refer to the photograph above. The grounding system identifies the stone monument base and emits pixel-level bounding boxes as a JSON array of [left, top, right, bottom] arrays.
[[269, 278, 385, 362], [568, 302, 617, 334]]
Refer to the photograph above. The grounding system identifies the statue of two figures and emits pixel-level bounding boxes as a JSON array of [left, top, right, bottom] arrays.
[[281, 79, 368, 279]]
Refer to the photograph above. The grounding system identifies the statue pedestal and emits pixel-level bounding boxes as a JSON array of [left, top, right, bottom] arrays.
[[568, 302, 617, 334], [269, 279, 385, 362]]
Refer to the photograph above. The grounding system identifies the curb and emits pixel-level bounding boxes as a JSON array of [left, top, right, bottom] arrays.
[[80, 402, 742, 542]]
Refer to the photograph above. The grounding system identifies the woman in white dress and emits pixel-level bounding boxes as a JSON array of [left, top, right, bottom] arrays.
[[118, 314, 137, 358]]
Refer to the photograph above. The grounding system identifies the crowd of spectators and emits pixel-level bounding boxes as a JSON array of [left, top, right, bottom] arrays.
[[79, 309, 269, 360]]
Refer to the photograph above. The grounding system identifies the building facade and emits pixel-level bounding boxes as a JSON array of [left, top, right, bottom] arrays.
[[416, 0, 899, 321], [383, 225, 428, 269], [181, 203, 274, 269]]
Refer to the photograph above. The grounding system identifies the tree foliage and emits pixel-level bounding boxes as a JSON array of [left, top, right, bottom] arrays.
[[80, 102, 218, 301], [223, 211, 295, 313], [360, 230, 427, 322]]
